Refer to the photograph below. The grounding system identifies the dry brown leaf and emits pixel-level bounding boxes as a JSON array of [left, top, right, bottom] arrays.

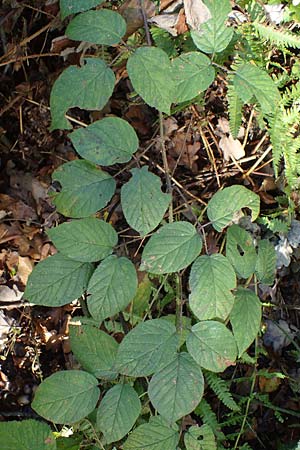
[[119, 0, 156, 38], [0, 285, 23, 303], [219, 135, 245, 162], [17, 256, 34, 285], [183, 0, 211, 30], [175, 8, 188, 34]]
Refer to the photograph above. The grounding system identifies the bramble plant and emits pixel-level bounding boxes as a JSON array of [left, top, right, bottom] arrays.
[[2, 0, 300, 449]]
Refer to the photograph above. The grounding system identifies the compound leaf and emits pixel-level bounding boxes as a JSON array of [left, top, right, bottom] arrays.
[[127, 47, 176, 114], [233, 64, 281, 115], [184, 424, 216, 450], [48, 218, 117, 262], [140, 221, 202, 274], [52, 160, 116, 218], [70, 322, 118, 379], [66, 10, 126, 45], [187, 321, 237, 372], [97, 384, 141, 444], [172, 52, 215, 103], [50, 58, 115, 130], [121, 167, 171, 236], [148, 352, 204, 422], [60, 0, 105, 19], [207, 185, 260, 231], [0, 420, 56, 450], [255, 239, 277, 285], [87, 255, 137, 322], [32, 370, 100, 424], [115, 319, 179, 377], [189, 254, 236, 321], [230, 287, 261, 357], [226, 225, 257, 279], [70, 117, 139, 166], [123, 416, 179, 450], [24, 253, 93, 307]]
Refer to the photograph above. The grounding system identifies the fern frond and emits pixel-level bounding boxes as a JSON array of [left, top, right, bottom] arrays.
[[227, 83, 243, 138], [253, 22, 300, 49], [239, 444, 253, 450], [204, 371, 240, 412], [195, 399, 225, 441]]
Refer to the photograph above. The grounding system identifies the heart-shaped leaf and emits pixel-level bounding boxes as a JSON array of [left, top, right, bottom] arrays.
[[60, 0, 105, 19], [115, 319, 179, 377], [226, 225, 257, 279], [32, 370, 100, 424], [87, 255, 137, 322], [127, 47, 176, 114], [140, 221, 202, 274], [255, 239, 277, 285], [0, 420, 56, 450], [70, 322, 118, 379], [52, 160, 116, 218], [230, 287, 261, 357], [121, 167, 171, 236], [124, 416, 179, 450], [172, 52, 215, 103], [207, 185, 260, 231], [24, 253, 93, 307], [189, 254, 236, 321], [66, 10, 126, 45], [187, 321, 237, 372], [70, 117, 139, 166], [148, 352, 204, 422], [48, 218, 117, 262], [97, 384, 141, 444], [50, 58, 115, 130]]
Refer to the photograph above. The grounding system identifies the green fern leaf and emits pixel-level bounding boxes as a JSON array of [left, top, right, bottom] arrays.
[[253, 22, 300, 49], [227, 83, 243, 138], [195, 399, 225, 441], [204, 371, 240, 412]]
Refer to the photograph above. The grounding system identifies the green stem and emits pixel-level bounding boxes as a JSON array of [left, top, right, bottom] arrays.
[[159, 110, 173, 222]]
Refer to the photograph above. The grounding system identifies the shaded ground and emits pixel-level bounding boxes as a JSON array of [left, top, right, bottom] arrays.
[[0, 2, 300, 449]]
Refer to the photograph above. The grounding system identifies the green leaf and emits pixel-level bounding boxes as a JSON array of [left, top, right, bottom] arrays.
[[140, 221, 202, 274], [230, 287, 261, 357], [57, 436, 81, 450], [226, 225, 257, 279], [70, 117, 139, 166], [184, 424, 216, 450], [66, 10, 126, 45], [187, 321, 237, 372], [32, 370, 100, 424], [60, 0, 105, 19], [191, 20, 233, 54], [207, 185, 260, 232], [148, 352, 204, 422], [204, 0, 232, 21], [48, 218, 117, 262], [255, 239, 276, 285], [24, 253, 93, 307], [70, 322, 118, 379], [50, 58, 115, 130], [121, 167, 171, 236], [189, 254, 236, 321], [97, 384, 141, 444], [127, 47, 176, 114], [115, 318, 179, 376], [233, 64, 281, 115], [123, 416, 179, 450], [0, 420, 56, 450], [52, 160, 116, 218], [87, 255, 137, 322], [172, 52, 215, 103]]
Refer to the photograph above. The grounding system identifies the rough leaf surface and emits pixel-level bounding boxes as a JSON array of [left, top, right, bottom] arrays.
[[0, 420, 56, 450], [60, 0, 105, 19]]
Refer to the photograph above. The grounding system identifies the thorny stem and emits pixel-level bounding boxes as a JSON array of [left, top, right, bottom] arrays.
[[139, 0, 152, 46], [159, 111, 173, 222]]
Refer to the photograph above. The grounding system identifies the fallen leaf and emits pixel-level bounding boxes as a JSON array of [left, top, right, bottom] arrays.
[[119, 0, 156, 38], [17, 256, 34, 285], [149, 13, 179, 36], [183, 0, 211, 30], [219, 135, 245, 161], [0, 285, 23, 303]]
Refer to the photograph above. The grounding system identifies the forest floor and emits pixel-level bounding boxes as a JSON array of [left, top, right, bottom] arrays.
[[0, 1, 300, 449]]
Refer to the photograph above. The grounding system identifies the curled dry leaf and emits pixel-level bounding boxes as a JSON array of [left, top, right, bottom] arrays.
[[183, 0, 211, 30], [219, 135, 245, 162]]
